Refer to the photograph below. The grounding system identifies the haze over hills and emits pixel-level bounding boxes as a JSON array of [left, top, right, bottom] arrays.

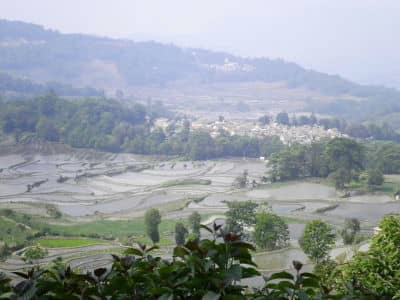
[[1, 19, 400, 125], [2, 7, 400, 298]]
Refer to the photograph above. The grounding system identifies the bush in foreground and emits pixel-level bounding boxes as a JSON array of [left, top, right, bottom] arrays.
[[1, 219, 399, 299]]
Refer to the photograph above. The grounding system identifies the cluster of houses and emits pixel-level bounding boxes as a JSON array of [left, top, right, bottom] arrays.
[[155, 118, 345, 145], [192, 119, 344, 145]]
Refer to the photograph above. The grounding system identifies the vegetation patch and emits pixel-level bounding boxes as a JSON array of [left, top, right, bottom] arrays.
[[160, 179, 211, 188], [0, 216, 36, 246], [37, 238, 109, 248], [49, 218, 181, 241], [314, 204, 339, 214], [24, 246, 48, 260]]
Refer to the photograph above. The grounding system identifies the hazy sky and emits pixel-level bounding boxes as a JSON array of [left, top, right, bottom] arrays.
[[2, 0, 400, 87]]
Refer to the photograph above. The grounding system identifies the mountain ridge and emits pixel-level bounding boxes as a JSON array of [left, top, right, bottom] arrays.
[[1, 19, 400, 125], [0, 19, 372, 93]]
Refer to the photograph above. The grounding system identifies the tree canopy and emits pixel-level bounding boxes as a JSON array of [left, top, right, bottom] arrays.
[[254, 212, 289, 250], [144, 209, 161, 244], [300, 220, 335, 263]]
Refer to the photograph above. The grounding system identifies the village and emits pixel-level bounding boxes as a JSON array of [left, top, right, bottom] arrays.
[[155, 117, 345, 145]]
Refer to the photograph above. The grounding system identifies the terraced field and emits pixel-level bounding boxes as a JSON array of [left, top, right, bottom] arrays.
[[0, 150, 398, 276]]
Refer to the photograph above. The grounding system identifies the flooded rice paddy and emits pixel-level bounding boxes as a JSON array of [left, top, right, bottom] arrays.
[[0, 152, 398, 274]]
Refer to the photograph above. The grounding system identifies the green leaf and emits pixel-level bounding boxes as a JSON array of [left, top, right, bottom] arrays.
[[268, 271, 294, 281], [241, 267, 260, 278], [298, 290, 309, 300], [300, 272, 319, 279], [146, 245, 160, 252], [226, 264, 242, 281], [200, 224, 213, 233], [301, 277, 320, 288], [124, 248, 143, 256], [277, 280, 295, 290], [173, 246, 189, 258]]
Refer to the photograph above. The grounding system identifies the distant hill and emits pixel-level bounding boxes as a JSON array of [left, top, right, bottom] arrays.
[[1, 19, 400, 125]]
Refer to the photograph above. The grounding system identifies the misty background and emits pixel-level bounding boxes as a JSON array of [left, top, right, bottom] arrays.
[[2, 0, 400, 89]]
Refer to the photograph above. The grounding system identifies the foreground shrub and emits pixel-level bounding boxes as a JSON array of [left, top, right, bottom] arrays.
[[341, 216, 400, 298], [23, 246, 47, 261], [1, 219, 399, 299]]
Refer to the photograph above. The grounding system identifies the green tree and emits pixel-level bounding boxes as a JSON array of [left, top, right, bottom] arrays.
[[188, 131, 215, 160], [258, 114, 271, 125], [254, 212, 289, 250], [268, 144, 309, 181], [174, 222, 188, 246], [225, 201, 259, 233], [332, 167, 350, 190], [36, 117, 59, 142], [341, 218, 360, 245], [144, 208, 161, 244], [276, 111, 290, 125], [300, 220, 335, 263], [325, 138, 364, 175], [342, 216, 400, 297], [188, 211, 201, 240], [313, 259, 341, 295], [24, 246, 48, 261], [374, 143, 400, 174], [367, 168, 384, 187]]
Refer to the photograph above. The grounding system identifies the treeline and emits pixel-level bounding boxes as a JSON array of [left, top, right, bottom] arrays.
[[138, 130, 284, 160], [0, 72, 103, 98], [269, 137, 400, 188], [0, 95, 284, 159], [264, 111, 400, 142]]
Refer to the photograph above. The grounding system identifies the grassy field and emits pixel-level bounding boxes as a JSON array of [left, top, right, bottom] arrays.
[[0, 216, 35, 246], [0, 209, 190, 248], [37, 238, 109, 248], [49, 218, 182, 241]]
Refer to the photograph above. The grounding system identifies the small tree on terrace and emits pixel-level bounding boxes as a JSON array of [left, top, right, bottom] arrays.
[[225, 201, 259, 234], [332, 168, 350, 190], [188, 211, 201, 240], [341, 218, 361, 245], [300, 220, 335, 263], [144, 208, 161, 244], [254, 212, 289, 250], [174, 222, 188, 246], [367, 168, 384, 187]]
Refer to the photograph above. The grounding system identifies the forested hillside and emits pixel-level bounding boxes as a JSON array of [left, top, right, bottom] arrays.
[[0, 72, 103, 98], [2, 20, 400, 122]]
